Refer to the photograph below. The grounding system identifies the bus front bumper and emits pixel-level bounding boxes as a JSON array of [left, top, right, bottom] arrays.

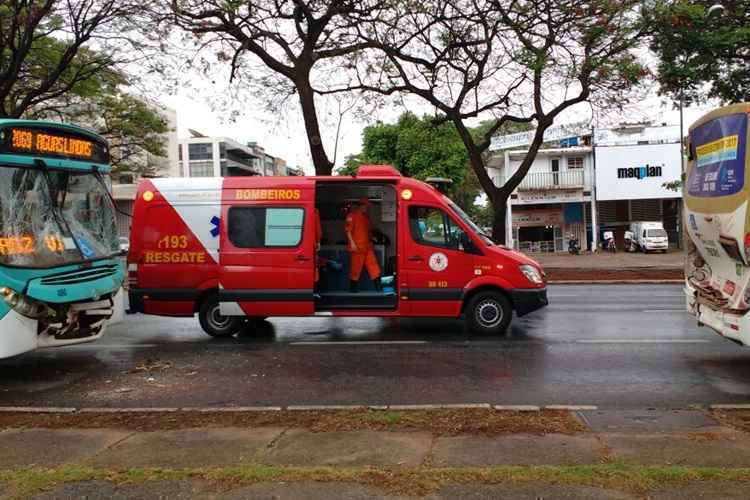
[[686, 282, 750, 346], [511, 288, 548, 317]]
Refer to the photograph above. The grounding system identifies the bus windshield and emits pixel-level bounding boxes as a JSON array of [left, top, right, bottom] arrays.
[[0, 167, 119, 267]]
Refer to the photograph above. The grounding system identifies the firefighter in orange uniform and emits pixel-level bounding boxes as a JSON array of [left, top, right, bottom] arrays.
[[345, 198, 381, 293], [314, 208, 322, 284]]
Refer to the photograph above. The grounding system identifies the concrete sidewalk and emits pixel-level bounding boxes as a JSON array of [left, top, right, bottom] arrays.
[[2, 409, 750, 498]]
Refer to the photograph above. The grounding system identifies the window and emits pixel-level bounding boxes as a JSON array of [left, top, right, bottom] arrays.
[[188, 143, 213, 160], [647, 229, 667, 238], [409, 206, 474, 252], [567, 157, 584, 169], [228, 207, 304, 248], [189, 161, 214, 177]]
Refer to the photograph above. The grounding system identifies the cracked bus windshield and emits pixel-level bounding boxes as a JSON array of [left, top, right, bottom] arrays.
[[0, 167, 119, 267]]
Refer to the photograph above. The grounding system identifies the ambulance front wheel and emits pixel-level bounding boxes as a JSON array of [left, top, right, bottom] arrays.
[[466, 291, 512, 335], [199, 296, 242, 338]]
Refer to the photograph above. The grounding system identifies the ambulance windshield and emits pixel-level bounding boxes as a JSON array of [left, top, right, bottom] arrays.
[[442, 195, 494, 245], [0, 167, 119, 267]]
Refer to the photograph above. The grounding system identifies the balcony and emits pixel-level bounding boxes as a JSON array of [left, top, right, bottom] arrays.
[[518, 170, 584, 190]]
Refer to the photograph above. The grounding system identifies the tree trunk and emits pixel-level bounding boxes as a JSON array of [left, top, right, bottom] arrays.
[[296, 77, 333, 175], [491, 195, 508, 245]]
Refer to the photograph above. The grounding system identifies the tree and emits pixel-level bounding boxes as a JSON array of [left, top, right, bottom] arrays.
[[21, 47, 171, 178], [0, 0, 145, 118], [647, 0, 750, 103], [170, 0, 386, 175], [333, 0, 645, 240], [339, 112, 481, 209]]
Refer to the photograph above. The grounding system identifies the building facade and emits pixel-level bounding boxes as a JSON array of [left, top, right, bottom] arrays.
[[112, 104, 178, 238], [179, 131, 261, 177], [490, 146, 595, 253], [489, 124, 682, 253], [593, 125, 682, 248]]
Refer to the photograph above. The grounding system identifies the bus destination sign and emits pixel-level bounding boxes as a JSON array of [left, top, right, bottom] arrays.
[[1, 127, 108, 163]]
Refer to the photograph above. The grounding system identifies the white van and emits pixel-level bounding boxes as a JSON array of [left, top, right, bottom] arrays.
[[630, 221, 669, 253]]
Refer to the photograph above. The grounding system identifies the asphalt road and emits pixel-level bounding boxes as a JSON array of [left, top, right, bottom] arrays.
[[2, 284, 750, 410]]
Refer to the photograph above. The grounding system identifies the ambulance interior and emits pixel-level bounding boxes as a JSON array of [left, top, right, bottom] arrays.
[[315, 182, 398, 310]]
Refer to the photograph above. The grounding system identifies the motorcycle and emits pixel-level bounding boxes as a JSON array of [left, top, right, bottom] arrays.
[[568, 236, 581, 255], [603, 231, 617, 253]]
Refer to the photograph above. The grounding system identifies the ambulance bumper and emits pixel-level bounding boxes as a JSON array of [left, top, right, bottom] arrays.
[[511, 288, 548, 317]]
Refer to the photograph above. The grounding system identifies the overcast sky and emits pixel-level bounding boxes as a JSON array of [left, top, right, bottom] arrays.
[[161, 88, 718, 176]]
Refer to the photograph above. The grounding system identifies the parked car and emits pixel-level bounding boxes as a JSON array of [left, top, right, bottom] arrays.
[[118, 236, 130, 254], [630, 221, 668, 253]]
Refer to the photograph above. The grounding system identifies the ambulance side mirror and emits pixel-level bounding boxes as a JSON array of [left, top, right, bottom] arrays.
[[459, 232, 478, 254]]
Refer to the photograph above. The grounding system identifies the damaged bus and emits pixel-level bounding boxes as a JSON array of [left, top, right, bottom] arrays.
[[0, 120, 123, 358]]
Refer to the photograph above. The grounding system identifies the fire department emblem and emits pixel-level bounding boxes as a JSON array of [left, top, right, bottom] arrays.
[[428, 252, 448, 272]]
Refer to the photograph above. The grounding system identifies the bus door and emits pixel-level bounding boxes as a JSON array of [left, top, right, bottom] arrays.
[[219, 189, 315, 316], [402, 204, 477, 316]]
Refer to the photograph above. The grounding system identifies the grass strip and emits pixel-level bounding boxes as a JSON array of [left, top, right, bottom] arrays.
[[0, 408, 585, 436], [2, 464, 750, 498]]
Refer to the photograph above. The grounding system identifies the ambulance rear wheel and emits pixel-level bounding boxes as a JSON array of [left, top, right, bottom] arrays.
[[199, 296, 241, 338], [466, 291, 512, 335]]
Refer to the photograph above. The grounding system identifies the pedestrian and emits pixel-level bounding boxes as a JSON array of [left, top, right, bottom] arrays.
[[345, 197, 382, 293]]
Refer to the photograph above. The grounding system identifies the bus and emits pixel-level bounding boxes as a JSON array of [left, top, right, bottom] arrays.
[[0, 120, 124, 358], [685, 103, 750, 345]]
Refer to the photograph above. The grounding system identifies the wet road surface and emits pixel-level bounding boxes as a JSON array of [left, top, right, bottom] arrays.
[[2, 284, 750, 409]]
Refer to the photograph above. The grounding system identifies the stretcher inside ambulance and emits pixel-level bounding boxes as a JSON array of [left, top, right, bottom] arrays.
[[127, 165, 548, 337]]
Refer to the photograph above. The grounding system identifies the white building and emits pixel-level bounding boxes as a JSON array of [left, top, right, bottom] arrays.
[[112, 103, 178, 237], [594, 124, 682, 248], [489, 145, 595, 253], [179, 130, 261, 177], [489, 123, 682, 252]]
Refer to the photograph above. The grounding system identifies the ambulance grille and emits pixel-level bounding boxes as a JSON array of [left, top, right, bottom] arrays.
[[40, 265, 118, 285]]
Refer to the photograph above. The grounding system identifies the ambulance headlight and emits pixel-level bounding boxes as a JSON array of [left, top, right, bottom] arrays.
[[519, 264, 544, 284]]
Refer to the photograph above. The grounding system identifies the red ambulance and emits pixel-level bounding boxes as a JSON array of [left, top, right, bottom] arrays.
[[127, 165, 547, 336]]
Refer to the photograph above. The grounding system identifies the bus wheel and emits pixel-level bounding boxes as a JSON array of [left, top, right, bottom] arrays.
[[199, 296, 241, 338], [466, 291, 512, 335]]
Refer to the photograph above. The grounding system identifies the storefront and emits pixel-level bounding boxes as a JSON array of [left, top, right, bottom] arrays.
[[499, 147, 595, 253], [512, 202, 588, 253], [594, 139, 682, 249]]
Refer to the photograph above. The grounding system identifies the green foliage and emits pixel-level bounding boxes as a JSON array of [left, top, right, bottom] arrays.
[[340, 113, 479, 210], [27, 61, 170, 178], [646, 0, 750, 103]]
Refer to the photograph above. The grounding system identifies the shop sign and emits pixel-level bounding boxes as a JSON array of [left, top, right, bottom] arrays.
[[516, 189, 584, 205], [595, 143, 681, 201], [512, 209, 564, 227]]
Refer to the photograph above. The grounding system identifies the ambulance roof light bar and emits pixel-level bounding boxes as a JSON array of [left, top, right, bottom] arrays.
[[425, 177, 452, 193], [356, 165, 401, 177]]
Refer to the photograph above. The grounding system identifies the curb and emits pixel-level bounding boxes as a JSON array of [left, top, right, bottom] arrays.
[[17, 404, 750, 413], [710, 404, 750, 410], [0, 404, 557, 413], [544, 405, 599, 411]]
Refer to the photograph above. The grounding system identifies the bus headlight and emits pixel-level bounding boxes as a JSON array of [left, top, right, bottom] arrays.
[[519, 264, 544, 284], [0, 287, 52, 319]]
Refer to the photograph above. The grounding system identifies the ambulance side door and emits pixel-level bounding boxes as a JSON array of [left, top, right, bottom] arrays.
[[402, 204, 478, 317], [219, 191, 315, 316]]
